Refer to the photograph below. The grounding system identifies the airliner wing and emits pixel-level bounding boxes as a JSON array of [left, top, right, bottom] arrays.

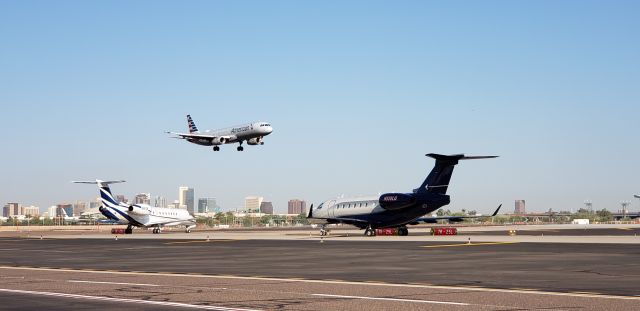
[[166, 131, 215, 140], [414, 204, 502, 224]]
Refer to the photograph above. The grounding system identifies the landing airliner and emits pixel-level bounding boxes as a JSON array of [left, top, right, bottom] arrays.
[[307, 153, 500, 236], [167, 115, 273, 151], [73, 180, 196, 234]]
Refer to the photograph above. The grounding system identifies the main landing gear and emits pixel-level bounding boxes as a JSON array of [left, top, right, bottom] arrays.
[[213, 146, 220, 151], [124, 225, 133, 234], [152, 227, 162, 234], [397, 226, 409, 236], [319, 225, 329, 236], [364, 225, 376, 237], [237, 141, 244, 151]]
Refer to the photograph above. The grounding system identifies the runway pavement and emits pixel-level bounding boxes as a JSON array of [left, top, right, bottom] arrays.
[[1, 236, 639, 310]]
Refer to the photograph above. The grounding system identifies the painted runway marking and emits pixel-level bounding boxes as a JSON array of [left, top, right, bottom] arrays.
[[68, 280, 161, 287], [0, 248, 72, 253], [0, 288, 260, 311], [312, 293, 469, 306], [421, 242, 519, 248], [165, 240, 235, 245], [2, 266, 639, 301]]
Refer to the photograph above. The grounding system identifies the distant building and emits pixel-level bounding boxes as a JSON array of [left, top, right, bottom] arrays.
[[198, 198, 218, 213], [134, 193, 151, 205], [154, 196, 167, 208], [288, 199, 306, 215], [179, 186, 195, 214], [514, 200, 526, 214], [245, 196, 263, 213], [116, 195, 127, 204], [260, 201, 274, 214], [74, 201, 87, 215], [169, 200, 180, 209], [89, 199, 101, 209], [3, 203, 21, 217], [21, 206, 40, 217], [47, 206, 58, 218]]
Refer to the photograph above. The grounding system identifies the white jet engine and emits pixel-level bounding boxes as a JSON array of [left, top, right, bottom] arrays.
[[247, 137, 263, 145], [128, 205, 150, 216], [211, 137, 229, 145]]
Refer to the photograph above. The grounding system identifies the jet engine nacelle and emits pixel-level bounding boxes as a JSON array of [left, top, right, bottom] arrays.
[[379, 193, 416, 210], [211, 137, 228, 145], [128, 205, 150, 216], [247, 137, 262, 145]]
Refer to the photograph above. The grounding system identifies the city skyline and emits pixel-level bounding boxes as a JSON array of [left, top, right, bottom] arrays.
[[1, 1, 639, 214]]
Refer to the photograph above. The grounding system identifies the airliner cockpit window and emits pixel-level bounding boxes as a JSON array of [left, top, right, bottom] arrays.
[[317, 203, 323, 209]]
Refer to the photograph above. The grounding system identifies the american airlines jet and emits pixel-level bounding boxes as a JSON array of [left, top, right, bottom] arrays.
[[308, 153, 500, 236], [167, 115, 273, 151], [73, 180, 196, 234]]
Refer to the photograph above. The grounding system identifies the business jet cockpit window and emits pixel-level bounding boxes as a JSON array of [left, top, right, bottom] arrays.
[[317, 203, 323, 209]]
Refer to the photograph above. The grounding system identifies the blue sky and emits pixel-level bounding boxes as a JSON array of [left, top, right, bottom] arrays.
[[1, 1, 639, 214]]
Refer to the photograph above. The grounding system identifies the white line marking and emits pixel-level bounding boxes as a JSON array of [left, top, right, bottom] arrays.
[[68, 280, 160, 287], [0, 248, 71, 253], [312, 293, 469, 305], [0, 288, 260, 311], [1, 266, 639, 301]]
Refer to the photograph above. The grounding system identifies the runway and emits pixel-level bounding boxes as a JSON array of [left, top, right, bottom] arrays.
[[1, 236, 639, 310]]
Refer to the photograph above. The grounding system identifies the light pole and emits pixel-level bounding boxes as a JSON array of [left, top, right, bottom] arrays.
[[620, 200, 631, 219], [584, 200, 593, 214]]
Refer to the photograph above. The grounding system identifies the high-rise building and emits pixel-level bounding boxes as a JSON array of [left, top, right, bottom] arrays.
[[288, 199, 306, 215], [134, 193, 151, 205], [154, 196, 167, 208], [179, 186, 195, 214], [198, 198, 218, 213], [47, 206, 58, 218], [21, 206, 40, 217], [260, 201, 274, 214], [3, 203, 21, 217], [244, 196, 263, 213], [514, 200, 526, 214]]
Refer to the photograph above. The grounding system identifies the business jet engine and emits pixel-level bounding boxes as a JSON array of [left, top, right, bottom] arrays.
[[379, 193, 416, 210], [211, 137, 228, 145], [247, 137, 263, 145], [128, 205, 150, 216]]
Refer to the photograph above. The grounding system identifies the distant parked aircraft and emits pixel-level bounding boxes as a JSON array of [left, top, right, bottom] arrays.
[[167, 115, 273, 151], [308, 153, 500, 236], [73, 180, 196, 234]]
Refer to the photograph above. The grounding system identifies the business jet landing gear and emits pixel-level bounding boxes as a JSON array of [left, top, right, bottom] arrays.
[[364, 225, 376, 237], [213, 146, 220, 151], [125, 225, 133, 234], [319, 225, 329, 236], [397, 226, 409, 236], [152, 227, 162, 234]]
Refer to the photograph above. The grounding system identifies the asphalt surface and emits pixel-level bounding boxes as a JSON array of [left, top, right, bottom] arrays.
[[1, 237, 640, 294]]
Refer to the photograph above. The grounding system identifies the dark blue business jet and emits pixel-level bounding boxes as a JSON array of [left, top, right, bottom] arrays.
[[307, 153, 501, 236]]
